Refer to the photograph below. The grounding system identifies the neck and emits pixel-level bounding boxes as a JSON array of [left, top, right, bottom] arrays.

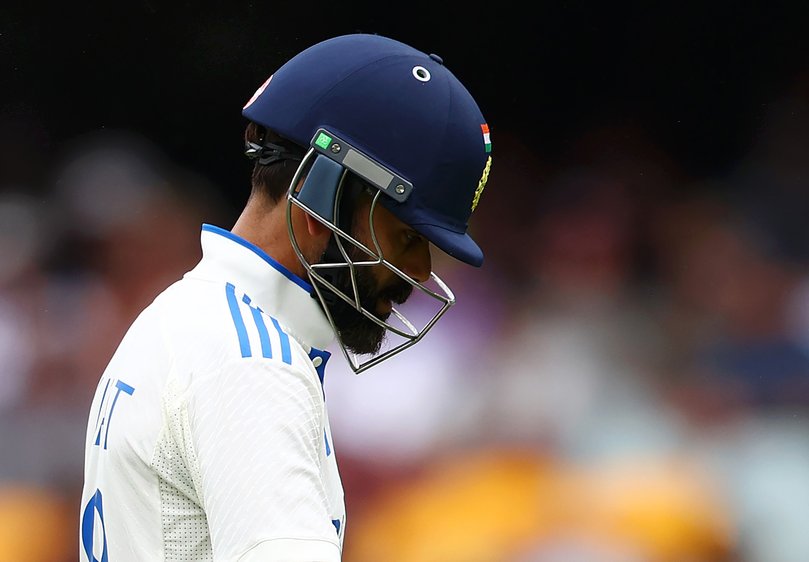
[[231, 195, 309, 279]]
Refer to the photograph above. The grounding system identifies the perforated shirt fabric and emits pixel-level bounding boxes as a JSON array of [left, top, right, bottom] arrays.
[[79, 224, 345, 562]]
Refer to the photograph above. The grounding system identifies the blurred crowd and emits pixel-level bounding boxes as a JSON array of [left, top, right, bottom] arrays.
[[2, 76, 809, 561]]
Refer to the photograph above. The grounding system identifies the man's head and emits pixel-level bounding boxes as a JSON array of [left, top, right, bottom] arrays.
[[241, 33, 493, 372]]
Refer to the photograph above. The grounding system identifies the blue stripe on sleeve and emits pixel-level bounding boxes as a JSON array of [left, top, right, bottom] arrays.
[[225, 283, 252, 358], [270, 316, 292, 365], [244, 295, 273, 359]]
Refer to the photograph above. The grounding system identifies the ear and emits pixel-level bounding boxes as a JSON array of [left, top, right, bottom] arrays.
[[304, 211, 332, 240]]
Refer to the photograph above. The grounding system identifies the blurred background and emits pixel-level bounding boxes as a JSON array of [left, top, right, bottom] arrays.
[[3, 2, 809, 561]]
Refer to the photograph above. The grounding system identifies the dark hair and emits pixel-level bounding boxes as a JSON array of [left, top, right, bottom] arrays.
[[244, 121, 382, 239], [244, 122, 307, 203]]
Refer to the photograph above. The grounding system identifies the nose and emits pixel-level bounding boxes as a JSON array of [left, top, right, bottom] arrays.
[[401, 239, 432, 284]]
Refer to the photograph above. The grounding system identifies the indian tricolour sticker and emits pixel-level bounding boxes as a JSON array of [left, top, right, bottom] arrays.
[[243, 75, 273, 110], [481, 124, 491, 153]]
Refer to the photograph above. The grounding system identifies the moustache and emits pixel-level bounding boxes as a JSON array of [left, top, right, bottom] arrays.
[[366, 279, 414, 321], [377, 279, 414, 306]]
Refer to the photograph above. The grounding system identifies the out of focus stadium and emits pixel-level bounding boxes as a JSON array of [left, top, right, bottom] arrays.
[[3, 3, 809, 561]]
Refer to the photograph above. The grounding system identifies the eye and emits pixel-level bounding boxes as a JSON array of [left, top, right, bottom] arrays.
[[404, 229, 427, 248]]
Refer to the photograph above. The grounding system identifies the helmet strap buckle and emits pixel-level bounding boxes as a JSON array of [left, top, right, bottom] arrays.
[[245, 140, 303, 166]]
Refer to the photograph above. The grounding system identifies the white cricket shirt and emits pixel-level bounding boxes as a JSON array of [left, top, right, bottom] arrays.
[[80, 224, 346, 562]]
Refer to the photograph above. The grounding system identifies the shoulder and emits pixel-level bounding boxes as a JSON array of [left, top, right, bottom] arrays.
[[155, 277, 321, 390]]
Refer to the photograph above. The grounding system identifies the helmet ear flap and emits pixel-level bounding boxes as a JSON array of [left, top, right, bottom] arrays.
[[293, 154, 343, 222], [294, 153, 368, 236]]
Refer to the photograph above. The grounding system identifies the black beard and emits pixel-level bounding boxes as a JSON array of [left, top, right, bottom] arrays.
[[321, 257, 413, 356]]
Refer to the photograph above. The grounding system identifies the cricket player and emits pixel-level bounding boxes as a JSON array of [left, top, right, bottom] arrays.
[[80, 33, 493, 561]]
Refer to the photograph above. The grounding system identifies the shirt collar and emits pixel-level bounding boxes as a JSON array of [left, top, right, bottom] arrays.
[[185, 223, 335, 351]]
